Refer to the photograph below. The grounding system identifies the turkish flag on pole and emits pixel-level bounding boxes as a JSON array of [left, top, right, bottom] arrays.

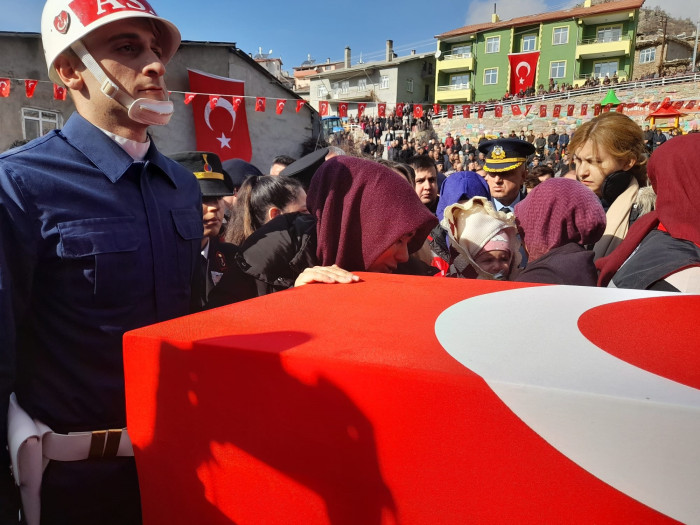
[[433, 104, 441, 115], [296, 100, 305, 113], [53, 84, 66, 100], [581, 103, 588, 116], [567, 104, 575, 116], [508, 51, 539, 95], [396, 104, 403, 118], [477, 105, 485, 118], [462, 105, 471, 118], [447, 105, 454, 119], [413, 105, 423, 119], [184, 93, 196, 105], [539, 105, 547, 117], [25, 79, 38, 98], [553, 105, 561, 118], [188, 69, 252, 162], [275, 99, 286, 115], [511, 104, 522, 116], [377, 103, 386, 117], [0, 79, 10, 97], [319, 101, 329, 116], [494, 105, 503, 118], [255, 97, 266, 112], [338, 102, 348, 118], [358, 103, 367, 117]]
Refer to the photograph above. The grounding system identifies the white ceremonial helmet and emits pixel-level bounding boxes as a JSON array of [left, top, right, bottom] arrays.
[[40, 0, 181, 125]]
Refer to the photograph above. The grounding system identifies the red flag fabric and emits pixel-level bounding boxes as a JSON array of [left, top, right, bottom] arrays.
[[672, 101, 683, 110], [604, 104, 612, 113], [553, 105, 561, 118], [507, 51, 540, 95], [184, 93, 195, 105], [53, 84, 66, 100], [377, 103, 386, 117], [511, 104, 522, 116], [616, 103, 625, 113], [25, 79, 38, 98], [494, 105, 503, 118], [660, 97, 671, 108], [358, 103, 367, 117], [396, 104, 403, 118], [296, 100, 305, 113], [0, 78, 9, 97], [413, 105, 423, 119], [433, 104, 441, 115], [567, 104, 575, 117], [462, 105, 471, 118], [477, 105, 485, 118], [649, 102, 660, 111], [255, 97, 266, 112], [581, 103, 588, 116], [208, 95, 219, 110], [447, 105, 454, 119], [524, 104, 533, 116], [338, 102, 348, 118], [640, 101, 649, 108], [319, 101, 329, 116], [686, 100, 696, 110], [539, 105, 547, 117], [275, 99, 286, 115], [594, 104, 601, 116], [188, 69, 252, 162]]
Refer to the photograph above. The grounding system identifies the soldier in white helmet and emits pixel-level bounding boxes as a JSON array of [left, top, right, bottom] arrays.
[[0, 1, 202, 523]]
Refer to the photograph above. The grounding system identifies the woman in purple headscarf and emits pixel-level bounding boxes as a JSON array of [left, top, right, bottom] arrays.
[[514, 178, 606, 286], [233, 156, 438, 296]]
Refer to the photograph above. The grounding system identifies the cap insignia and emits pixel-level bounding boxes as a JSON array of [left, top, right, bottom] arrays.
[[491, 145, 506, 160]]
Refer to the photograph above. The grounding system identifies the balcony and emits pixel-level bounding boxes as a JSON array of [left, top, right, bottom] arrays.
[[435, 83, 473, 103], [576, 35, 631, 60], [437, 53, 475, 73]]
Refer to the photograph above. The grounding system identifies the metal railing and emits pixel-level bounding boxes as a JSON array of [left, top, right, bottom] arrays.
[[444, 52, 473, 60], [577, 35, 630, 46], [437, 83, 472, 92]]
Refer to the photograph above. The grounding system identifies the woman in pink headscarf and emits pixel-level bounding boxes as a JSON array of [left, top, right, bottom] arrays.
[[596, 134, 700, 292], [514, 178, 606, 286]]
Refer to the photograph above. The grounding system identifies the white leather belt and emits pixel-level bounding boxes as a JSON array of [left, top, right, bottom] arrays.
[[42, 428, 134, 461]]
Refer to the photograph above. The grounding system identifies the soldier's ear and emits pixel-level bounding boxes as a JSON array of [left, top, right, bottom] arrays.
[[54, 51, 85, 91]]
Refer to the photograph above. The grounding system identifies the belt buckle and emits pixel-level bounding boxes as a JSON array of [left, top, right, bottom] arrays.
[[88, 429, 122, 459]]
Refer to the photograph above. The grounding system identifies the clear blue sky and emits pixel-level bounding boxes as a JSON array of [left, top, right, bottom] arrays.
[[0, 0, 688, 72]]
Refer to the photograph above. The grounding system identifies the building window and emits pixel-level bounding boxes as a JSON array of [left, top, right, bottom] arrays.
[[22, 108, 61, 140], [331, 82, 339, 95], [318, 85, 328, 97], [341, 81, 349, 94], [550, 61, 566, 79], [486, 36, 500, 54], [450, 74, 471, 88], [639, 47, 656, 64], [484, 68, 498, 85], [407, 79, 414, 92], [451, 44, 472, 57], [552, 26, 569, 45], [597, 25, 622, 43], [380, 75, 389, 89], [358, 78, 367, 91], [522, 35, 536, 52], [593, 60, 618, 79]]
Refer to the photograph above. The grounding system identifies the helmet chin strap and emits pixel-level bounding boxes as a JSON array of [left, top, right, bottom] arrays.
[[71, 41, 174, 127]]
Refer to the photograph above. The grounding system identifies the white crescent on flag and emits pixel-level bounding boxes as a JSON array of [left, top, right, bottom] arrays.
[[204, 96, 236, 132], [436, 286, 700, 524]]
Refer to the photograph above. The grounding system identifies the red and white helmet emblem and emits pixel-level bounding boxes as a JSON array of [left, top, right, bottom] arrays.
[[54, 11, 70, 34]]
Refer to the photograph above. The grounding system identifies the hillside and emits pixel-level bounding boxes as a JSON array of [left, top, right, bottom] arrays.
[[588, 0, 696, 37]]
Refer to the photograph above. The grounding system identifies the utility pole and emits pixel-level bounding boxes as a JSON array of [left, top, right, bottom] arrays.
[[658, 15, 668, 78]]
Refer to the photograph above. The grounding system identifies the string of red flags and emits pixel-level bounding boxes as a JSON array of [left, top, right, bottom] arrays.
[[0, 76, 697, 117]]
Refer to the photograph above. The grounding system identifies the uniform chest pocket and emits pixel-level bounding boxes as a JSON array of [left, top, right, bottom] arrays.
[[170, 208, 203, 290], [58, 217, 141, 304]]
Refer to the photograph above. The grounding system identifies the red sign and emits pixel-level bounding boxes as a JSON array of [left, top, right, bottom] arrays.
[[507, 51, 539, 95], [67, 0, 157, 25], [188, 69, 252, 162]]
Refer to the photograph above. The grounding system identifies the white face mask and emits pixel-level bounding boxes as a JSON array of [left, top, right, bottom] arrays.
[[72, 40, 174, 126]]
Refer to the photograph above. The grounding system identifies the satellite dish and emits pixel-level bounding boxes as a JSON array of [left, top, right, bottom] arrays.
[[434, 49, 443, 60]]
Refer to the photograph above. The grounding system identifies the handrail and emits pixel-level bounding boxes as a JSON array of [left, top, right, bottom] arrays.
[[444, 52, 473, 60], [437, 83, 472, 91], [577, 35, 630, 46]]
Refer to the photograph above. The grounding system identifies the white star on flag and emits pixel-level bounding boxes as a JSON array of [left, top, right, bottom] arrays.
[[217, 133, 231, 149]]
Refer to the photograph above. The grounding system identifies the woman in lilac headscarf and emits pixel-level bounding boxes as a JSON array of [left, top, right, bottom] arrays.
[[514, 178, 606, 286]]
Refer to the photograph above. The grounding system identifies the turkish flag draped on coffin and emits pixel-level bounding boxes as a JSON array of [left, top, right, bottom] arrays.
[[508, 51, 539, 95], [188, 69, 252, 162]]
